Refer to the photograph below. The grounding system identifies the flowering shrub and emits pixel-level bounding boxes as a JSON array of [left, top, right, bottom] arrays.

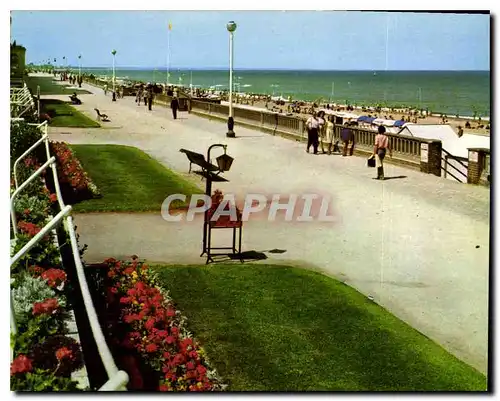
[[13, 194, 51, 224], [30, 335, 84, 377], [10, 120, 46, 168], [10, 129, 86, 391], [49, 141, 101, 202], [104, 257, 226, 391], [41, 269, 67, 290], [12, 274, 61, 325]]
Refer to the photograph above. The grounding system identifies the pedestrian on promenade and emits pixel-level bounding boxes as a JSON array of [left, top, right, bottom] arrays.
[[136, 86, 143, 105], [305, 112, 322, 154], [340, 122, 355, 156], [316, 111, 327, 153], [104, 83, 108, 96], [171, 96, 179, 119], [372, 125, 392, 180], [147, 89, 153, 111], [326, 116, 335, 155]]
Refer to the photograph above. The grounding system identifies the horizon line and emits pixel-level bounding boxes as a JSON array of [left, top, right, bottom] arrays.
[[35, 65, 491, 72]]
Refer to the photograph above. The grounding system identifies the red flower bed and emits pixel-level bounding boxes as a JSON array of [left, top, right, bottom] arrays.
[[48, 141, 101, 204], [41, 268, 67, 289], [32, 298, 60, 316], [104, 257, 225, 392], [11, 355, 33, 375]]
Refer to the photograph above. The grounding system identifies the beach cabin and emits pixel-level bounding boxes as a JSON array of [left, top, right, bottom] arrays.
[[398, 124, 490, 183]]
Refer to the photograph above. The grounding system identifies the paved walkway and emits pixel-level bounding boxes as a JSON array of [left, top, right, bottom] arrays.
[[47, 80, 489, 374]]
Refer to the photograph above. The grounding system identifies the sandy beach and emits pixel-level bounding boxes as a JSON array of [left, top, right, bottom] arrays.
[[227, 97, 490, 136]]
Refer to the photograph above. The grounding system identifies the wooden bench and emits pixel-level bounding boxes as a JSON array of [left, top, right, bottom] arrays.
[[94, 108, 109, 122], [179, 148, 219, 173]]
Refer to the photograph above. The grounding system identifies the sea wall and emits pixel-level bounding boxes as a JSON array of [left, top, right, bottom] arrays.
[[189, 99, 423, 170]]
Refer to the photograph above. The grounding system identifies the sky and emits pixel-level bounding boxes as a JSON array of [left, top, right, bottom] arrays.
[[10, 10, 490, 71]]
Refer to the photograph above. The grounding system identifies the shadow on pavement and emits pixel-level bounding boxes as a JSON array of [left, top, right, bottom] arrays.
[[371, 175, 408, 181]]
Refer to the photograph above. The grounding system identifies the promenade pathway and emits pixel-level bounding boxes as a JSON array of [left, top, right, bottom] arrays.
[[46, 80, 489, 374]]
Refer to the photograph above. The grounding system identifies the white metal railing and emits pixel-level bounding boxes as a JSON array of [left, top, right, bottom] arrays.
[[10, 120, 129, 391], [10, 84, 35, 118]]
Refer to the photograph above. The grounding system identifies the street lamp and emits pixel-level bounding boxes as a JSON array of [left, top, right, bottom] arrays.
[[78, 54, 82, 78], [226, 21, 237, 138], [111, 49, 117, 101]]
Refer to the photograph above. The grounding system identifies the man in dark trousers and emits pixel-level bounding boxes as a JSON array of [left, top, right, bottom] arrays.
[[341, 122, 355, 156], [171, 96, 179, 119], [147, 89, 153, 111]]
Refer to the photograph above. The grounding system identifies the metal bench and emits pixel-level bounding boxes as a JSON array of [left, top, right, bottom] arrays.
[[94, 108, 109, 122], [179, 148, 219, 173]]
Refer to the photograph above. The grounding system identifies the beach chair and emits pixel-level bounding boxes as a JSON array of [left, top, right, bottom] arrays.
[[94, 108, 109, 122]]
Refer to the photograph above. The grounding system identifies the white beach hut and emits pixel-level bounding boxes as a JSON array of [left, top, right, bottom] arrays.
[[398, 124, 490, 183]]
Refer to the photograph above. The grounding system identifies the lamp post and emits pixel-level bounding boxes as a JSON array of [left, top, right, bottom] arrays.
[[200, 144, 234, 257], [111, 49, 117, 101], [78, 54, 82, 78], [226, 21, 237, 138]]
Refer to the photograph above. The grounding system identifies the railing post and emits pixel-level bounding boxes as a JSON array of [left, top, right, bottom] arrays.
[[467, 148, 489, 185], [37, 85, 41, 120], [419, 140, 442, 177]]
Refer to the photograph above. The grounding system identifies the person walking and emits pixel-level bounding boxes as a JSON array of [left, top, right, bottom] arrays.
[[147, 89, 153, 111], [104, 83, 108, 96], [341, 122, 356, 156], [372, 125, 392, 180], [305, 112, 321, 154], [171, 95, 179, 119], [316, 111, 327, 153], [136, 86, 143, 105], [326, 116, 335, 155]]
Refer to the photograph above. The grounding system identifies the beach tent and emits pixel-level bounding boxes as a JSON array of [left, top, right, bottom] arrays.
[[358, 116, 376, 124]]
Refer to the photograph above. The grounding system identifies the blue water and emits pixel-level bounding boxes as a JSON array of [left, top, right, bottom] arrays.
[[80, 68, 490, 117]]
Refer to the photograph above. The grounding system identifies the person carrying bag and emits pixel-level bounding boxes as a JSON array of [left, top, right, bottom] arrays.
[[372, 125, 392, 180]]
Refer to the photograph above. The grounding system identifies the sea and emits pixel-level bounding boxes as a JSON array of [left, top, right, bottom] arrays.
[[80, 68, 490, 118]]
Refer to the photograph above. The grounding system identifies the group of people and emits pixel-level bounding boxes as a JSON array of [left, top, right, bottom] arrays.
[[135, 85, 155, 110], [133, 85, 180, 118], [305, 111, 392, 180]]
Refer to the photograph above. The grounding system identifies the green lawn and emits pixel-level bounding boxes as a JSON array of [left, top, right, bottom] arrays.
[[154, 264, 487, 391], [41, 99, 100, 128], [26, 76, 90, 95], [70, 144, 202, 212]]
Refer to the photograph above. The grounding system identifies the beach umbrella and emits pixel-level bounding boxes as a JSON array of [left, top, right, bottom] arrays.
[[358, 116, 376, 123]]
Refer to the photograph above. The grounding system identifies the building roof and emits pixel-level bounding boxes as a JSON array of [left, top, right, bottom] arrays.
[[399, 124, 490, 158]]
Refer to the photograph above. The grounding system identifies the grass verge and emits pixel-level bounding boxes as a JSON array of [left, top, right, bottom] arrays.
[[153, 264, 487, 391], [41, 99, 100, 128], [26, 76, 90, 95], [70, 144, 202, 212]]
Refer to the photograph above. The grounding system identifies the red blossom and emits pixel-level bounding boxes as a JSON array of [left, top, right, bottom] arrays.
[[159, 384, 170, 391], [145, 319, 156, 331], [49, 193, 58, 203], [166, 336, 175, 344], [17, 221, 42, 237], [11, 355, 33, 375], [145, 344, 158, 353], [32, 298, 59, 316], [23, 209, 30, 215], [186, 361, 195, 370], [28, 265, 45, 277], [41, 268, 67, 288], [55, 347, 73, 361]]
